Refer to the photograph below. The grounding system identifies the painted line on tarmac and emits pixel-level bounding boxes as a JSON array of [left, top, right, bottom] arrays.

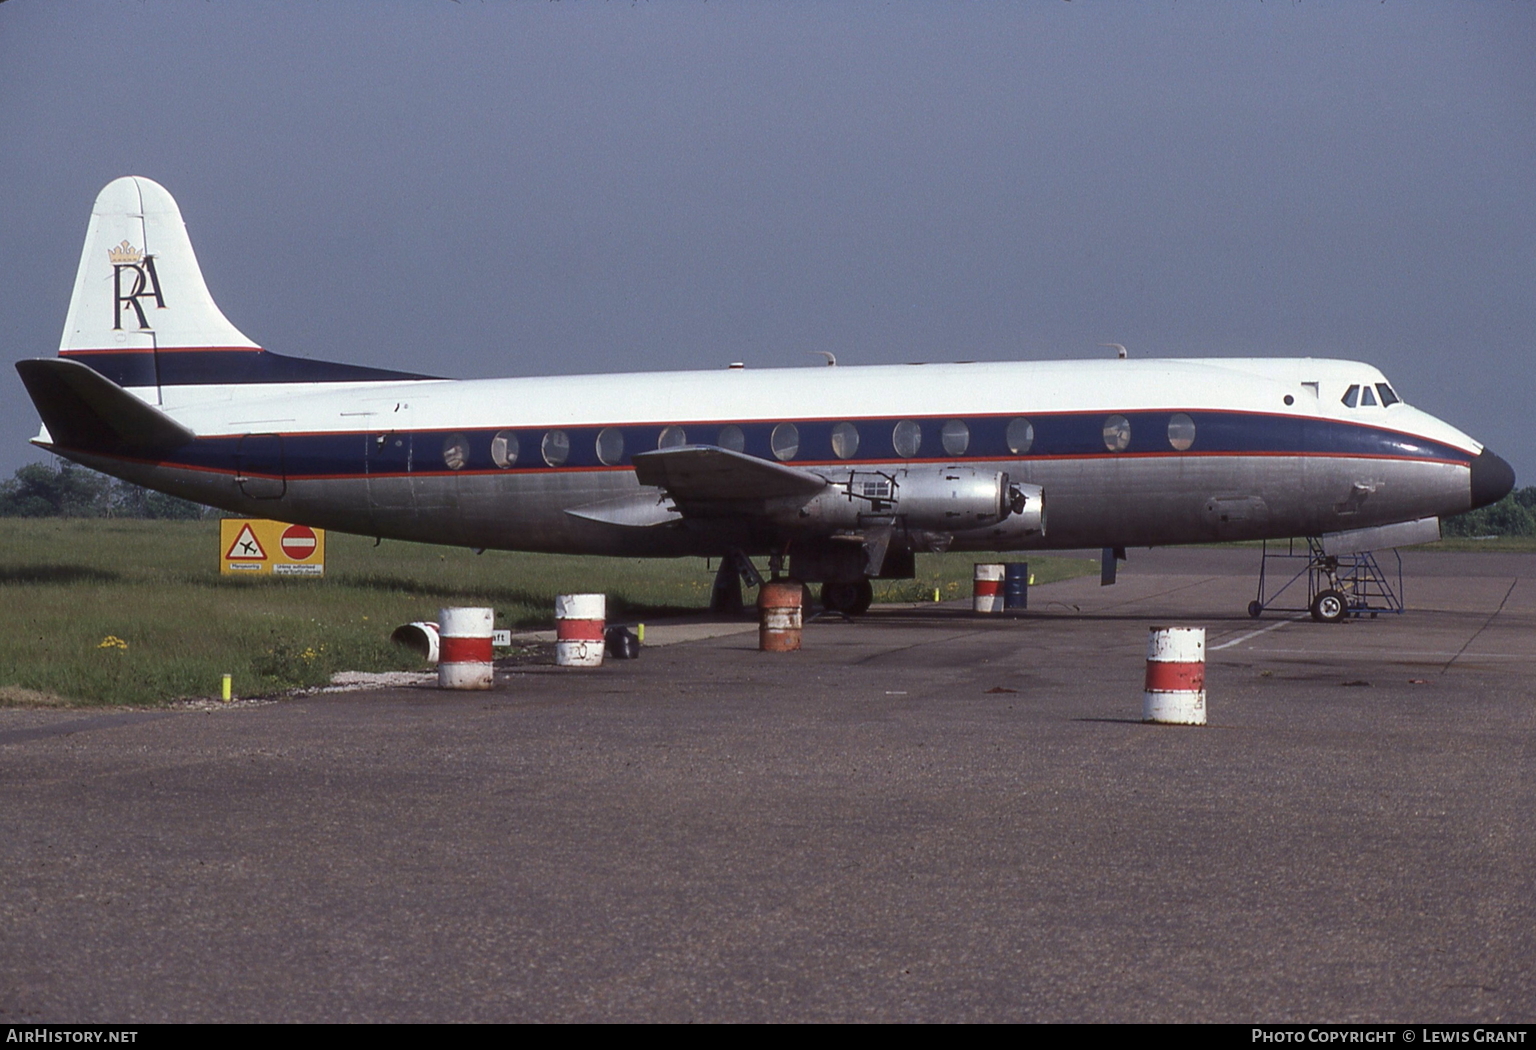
[[1209, 615, 1304, 652]]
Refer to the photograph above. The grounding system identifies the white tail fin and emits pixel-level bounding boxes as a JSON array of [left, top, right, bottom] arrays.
[[60, 176, 258, 354]]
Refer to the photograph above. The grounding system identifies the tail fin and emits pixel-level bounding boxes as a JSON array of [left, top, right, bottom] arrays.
[[55, 177, 434, 394], [61, 176, 258, 374]]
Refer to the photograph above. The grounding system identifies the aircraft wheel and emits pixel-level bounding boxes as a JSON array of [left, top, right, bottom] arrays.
[[1247, 600, 1263, 619], [1310, 589, 1347, 624], [821, 579, 874, 616]]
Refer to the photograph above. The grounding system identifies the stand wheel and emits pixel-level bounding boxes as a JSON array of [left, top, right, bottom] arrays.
[[1310, 589, 1347, 624], [1247, 600, 1263, 618]]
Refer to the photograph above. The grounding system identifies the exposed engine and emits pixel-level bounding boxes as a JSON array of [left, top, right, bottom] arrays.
[[766, 467, 1042, 534]]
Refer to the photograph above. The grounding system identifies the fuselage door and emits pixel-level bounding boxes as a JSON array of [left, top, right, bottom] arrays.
[[235, 434, 286, 500]]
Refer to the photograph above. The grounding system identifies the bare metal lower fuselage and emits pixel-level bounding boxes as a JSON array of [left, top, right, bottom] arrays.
[[62, 442, 1479, 558]]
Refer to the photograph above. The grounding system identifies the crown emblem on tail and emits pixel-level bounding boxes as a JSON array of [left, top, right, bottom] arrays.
[[107, 240, 143, 265]]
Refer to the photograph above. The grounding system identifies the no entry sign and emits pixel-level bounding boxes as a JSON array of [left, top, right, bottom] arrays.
[[280, 525, 319, 560]]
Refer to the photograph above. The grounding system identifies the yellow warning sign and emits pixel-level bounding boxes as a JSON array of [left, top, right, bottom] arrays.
[[219, 519, 326, 577]]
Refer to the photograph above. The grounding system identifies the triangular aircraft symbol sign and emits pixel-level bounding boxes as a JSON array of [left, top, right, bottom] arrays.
[[225, 524, 268, 560]]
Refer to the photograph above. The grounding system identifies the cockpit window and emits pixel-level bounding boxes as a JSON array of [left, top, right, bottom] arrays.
[[1341, 384, 1360, 408], [1375, 383, 1400, 407], [1360, 385, 1377, 407]]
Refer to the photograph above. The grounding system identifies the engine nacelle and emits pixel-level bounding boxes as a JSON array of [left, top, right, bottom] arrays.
[[767, 467, 1040, 532]]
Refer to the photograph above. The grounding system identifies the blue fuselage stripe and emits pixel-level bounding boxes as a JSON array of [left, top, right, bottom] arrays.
[[149, 410, 1469, 479]]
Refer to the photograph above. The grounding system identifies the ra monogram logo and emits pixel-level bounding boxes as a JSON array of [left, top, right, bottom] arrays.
[[108, 240, 166, 329]]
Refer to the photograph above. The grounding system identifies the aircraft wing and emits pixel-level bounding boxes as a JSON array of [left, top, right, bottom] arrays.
[[631, 445, 828, 510]]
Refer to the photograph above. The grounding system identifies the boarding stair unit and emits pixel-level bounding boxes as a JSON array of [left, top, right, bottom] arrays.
[[1249, 536, 1408, 623]]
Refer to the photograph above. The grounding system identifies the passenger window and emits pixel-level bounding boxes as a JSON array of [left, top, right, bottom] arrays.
[[1102, 414, 1131, 453], [717, 425, 746, 453], [1005, 417, 1033, 455], [442, 433, 469, 471], [771, 422, 800, 461], [830, 422, 860, 460], [658, 425, 687, 449], [541, 430, 570, 467], [1375, 383, 1400, 407], [1341, 385, 1360, 408], [596, 427, 625, 465], [941, 420, 970, 457], [491, 430, 519, 468], [892, 420, 922, 458], [1360, 386, 1377, 407], [1167, 413, 1195, 452]]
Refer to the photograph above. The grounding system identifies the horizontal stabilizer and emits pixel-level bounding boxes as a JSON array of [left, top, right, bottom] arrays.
[[565, 490, 683, 528], [16, 358, 194, 453], [632, 445, 828, 505]]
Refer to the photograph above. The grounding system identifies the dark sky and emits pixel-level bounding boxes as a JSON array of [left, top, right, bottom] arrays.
[[2, 2, 1532, 482]]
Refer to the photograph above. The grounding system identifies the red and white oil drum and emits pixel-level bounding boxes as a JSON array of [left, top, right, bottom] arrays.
[[1143, 626, 1206, 725], [555, 593, 606, 667], [438, 607, 494, 690], [973, 563, 1004, 614]]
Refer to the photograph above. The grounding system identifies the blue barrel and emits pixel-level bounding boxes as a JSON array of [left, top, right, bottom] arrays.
[[1003, 562, 1029, 610]]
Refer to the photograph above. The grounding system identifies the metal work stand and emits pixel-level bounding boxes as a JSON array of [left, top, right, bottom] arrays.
[[1249, 537, 1404, 622]]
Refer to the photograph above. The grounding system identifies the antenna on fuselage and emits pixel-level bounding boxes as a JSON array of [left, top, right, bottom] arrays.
[[808, 351, 837, 367], [1101, 343, 1128, 359]]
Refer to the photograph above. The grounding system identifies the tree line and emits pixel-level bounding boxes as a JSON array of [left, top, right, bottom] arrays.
[[1, 456, 1532, 535], [0, 459, 210, 519]]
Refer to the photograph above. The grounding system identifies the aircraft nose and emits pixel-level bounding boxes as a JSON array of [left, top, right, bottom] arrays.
[[1469, 447, 1516, 510]]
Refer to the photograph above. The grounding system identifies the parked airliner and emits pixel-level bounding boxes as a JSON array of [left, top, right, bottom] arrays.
[[16, 177, 1515, 615]]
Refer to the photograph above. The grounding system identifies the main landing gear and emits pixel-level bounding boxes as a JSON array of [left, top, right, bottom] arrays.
[[820, 579, 873, 616]]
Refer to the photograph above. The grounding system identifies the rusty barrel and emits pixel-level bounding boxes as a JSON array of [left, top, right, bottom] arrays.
[[1143, 626, 1206, 725], [555, 593, 606, 667], [438, 607, 494, 690], [973, 563, 1004, 614], [758, 580, 803, 652]]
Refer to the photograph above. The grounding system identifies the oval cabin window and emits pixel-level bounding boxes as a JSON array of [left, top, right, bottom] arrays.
[[596, 427, 625, 465], [442, 433, 469, 471], [717, 425, 746, 453], [491, 430, 519, 468], [941, 420, 970, 457], [541, 430, 570, 467], [1102, 415, 1131, 453], [1167, 413, 1195, 452], [830, 422, 860, 460], [1006, 418, 1034, 455], [771, 423, 800, 461], [892, 420, 922, 459]]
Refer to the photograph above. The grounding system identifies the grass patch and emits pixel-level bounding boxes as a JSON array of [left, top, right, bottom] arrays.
[[0, 519, 1094, 706], [1415, 536, 1536, 553]]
